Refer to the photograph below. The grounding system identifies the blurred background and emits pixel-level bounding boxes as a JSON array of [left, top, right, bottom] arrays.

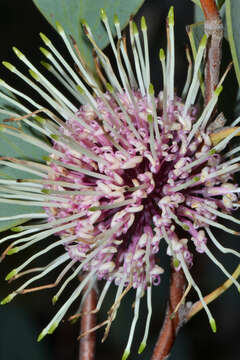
[[0, 0, 239, 359]]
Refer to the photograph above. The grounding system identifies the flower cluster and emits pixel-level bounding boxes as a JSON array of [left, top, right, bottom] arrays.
[[0, 7, 240, 360]]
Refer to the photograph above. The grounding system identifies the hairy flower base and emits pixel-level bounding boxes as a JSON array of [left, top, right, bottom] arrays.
[[0, 6, 240, 360]]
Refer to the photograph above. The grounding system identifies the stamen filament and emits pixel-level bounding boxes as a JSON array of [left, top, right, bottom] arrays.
[[122, 287, 142, 360], [204, 245, 240, 292], [129, 20, 145, 96], [38, 270, 95, 341], [114, 18, 137, 88], [12, 254, 69, 300], [0, 213, 46, 221], [138, 286, 152, 354], [167, 7, 175, 101], [206, 228, 240, 258], [179, 253, 216, 332], [183, 34, 207, 117]]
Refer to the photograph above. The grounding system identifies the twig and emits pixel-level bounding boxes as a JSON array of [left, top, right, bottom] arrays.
[[187, 264, 240, 320], [79, 286, 97, 360], [200, 0, 223, 104], [151, 267, 187, 360]]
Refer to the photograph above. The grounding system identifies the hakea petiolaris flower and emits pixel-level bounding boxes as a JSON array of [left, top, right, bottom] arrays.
[[0, 6, 240, 359]]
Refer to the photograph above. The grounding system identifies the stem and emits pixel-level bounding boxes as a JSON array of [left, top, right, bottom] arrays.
[[151, 267, 187, 360], [200, 0, 219, 20], [79, 286, 97, 360], [200, 0, 223, 105]]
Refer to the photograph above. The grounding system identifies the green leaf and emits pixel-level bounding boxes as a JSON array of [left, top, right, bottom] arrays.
[[0, 89, 47, 232], [32, 0, 145, 74], [225, 0, 240, 87], [191, 0, 202, 7]]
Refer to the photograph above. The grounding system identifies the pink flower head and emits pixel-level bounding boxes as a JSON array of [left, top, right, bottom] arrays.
[[0, 7, 240, 359]]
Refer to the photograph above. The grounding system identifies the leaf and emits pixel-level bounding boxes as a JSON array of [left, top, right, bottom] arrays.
[[32, 0, 145, 75], [0, 88, 47, 232], [225, 0, 240, 87], [191, 0, 202, 7]]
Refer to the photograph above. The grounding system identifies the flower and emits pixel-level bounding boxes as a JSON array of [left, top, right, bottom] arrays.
[[0, 6, 240, 360]]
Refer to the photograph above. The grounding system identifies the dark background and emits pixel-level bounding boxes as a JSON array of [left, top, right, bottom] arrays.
[[0, 0, 239, 359]]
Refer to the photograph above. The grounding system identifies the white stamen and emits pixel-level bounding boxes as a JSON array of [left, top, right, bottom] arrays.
[[40, 33, 97, 106], [20, 179, 88, 189], [182, 47, 192, 99], [224, 145, 240, 159], [203, 163, 239, 181], [0, 190, 68, 203], [147, 114, 157, 160], [53, 223, 122, 302], [179, 252, 216, 331], [2, 185, 43, 193], [8, 234, 78, 279], [0, 160, 47, 178], [178, 150, 213, 174], [8, 222, 80, 253], [204, 245, 240, 292], [111, 273, 128, 322], [52, 159, 111, 180], [41, 61, 85, 103], [162, 226, 175, 258], [82, 23, 122, 92], [13, 253, 69, 299], [13, 47, 78, 113], [214, 127, 240, 152], [122, 287, 142, 360], [183, 35, 207, 117], [141, 17, 150, 96], [168, 209, 189, 231], [0, 228, 40, 246], [89, 199, 133, 211], [132, 22, 147, 89], [218, 155, 240, 169], [194, 213, 239, 235], [159, 49, 167, 122], [138, 286, 152, 354], [39, 47, 83, 92], [205, 205, 240, 226], [187, 86, 222, 143], [0, 213, 46, 221], [231, 116, 240, 127], [2, 62, 75, 123], [149, 84, 161, 143], [129, 20, 145, 96], [107, 85, 142, 141], [0, 179, 42, 188], [0, 198, 68, 208], [20, 212, 85, 231], [171, 176, 200, 192], [114, 17, 138, 88], [206, 228, 240, 258], [95, 281, 112, 313], [56, 22, 99, 91], [101, 11, 130, 95], [38, 270, 95, 341], [167, 7, 175, 101], [145, 233, 151, 284]]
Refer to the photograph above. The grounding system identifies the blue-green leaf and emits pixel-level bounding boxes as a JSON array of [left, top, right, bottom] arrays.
[[225, 0, 240, 87], [32, 0, 145, 74], [0, 89, 47, 232]]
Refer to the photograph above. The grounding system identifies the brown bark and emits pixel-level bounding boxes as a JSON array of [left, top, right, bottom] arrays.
[[151, 268, 187, 360], [79, 288, 97, 360], [200, 0, 223, 104]]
